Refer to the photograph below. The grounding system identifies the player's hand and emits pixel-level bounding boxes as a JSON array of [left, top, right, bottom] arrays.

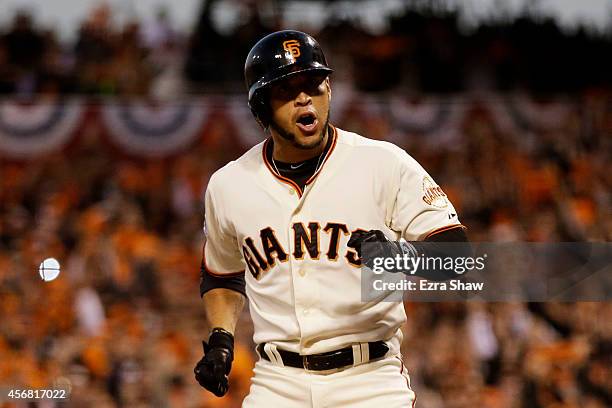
[[347, 230, 388, 258], [347, 230, 417, 271], [194, 328, 234, 397]]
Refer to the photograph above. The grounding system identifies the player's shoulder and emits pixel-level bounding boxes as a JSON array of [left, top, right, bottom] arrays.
[[207, 141, 264, 190], [335, 126, 420, 167]]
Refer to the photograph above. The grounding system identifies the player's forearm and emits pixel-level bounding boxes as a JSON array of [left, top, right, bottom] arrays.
[[202, 288, 245, 334]]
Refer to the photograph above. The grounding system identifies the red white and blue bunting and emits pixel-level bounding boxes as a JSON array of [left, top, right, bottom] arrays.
[[100, 99, 210, 157], [387, 95, 467, 148], [0, 93, 579, 160], [503, 93, 576, 132], [0, 99, 84, 158], [388, 95, 452, 134], [226, 96, 264, 147]]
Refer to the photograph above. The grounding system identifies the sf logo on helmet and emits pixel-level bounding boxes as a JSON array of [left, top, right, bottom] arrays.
[[283, 40, 301, 58]]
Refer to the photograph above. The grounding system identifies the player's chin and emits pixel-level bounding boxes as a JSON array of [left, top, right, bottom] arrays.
[[294, 129, 325, 150]]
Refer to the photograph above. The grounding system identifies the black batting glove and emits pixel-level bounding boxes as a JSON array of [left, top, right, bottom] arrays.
[[347, 230, 417, 272], [194, 328, 234, 397]]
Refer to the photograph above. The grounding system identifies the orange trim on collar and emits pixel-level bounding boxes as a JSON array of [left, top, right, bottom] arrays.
[[262, 138, 304, 197], [305, 125, 337, 186], [261, 125, 338, 198]]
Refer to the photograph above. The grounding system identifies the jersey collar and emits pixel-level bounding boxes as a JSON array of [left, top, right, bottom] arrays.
[[262, 125, 338, 197]]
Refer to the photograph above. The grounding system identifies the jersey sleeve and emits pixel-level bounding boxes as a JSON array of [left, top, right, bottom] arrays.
[[203, 179, 245, 275], [389, 150, 463, 241]]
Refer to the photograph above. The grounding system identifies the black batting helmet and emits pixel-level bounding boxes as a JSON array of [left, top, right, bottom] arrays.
[[244, 30, 332, 128]]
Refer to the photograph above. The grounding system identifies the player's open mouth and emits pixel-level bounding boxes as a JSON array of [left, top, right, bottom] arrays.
[[296, 112, 318, 134]]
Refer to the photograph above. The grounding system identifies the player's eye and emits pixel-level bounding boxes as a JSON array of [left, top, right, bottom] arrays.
[[306, 79, 319, 91], [274, 83, 292, 95], [272, 75, 325, 99], [306, 76, 326, 93]]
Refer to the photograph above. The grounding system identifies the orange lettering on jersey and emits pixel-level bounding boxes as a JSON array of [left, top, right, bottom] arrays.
[[243, 245, 262, 279], [323, 222, 349, 261], [245, 237, 269, 271], [260, 227, 288, 268], [243, 223, 371, 273], [283, 40, 301, 58], [345, 228, 367, 267], [292, 222, 321, 260]]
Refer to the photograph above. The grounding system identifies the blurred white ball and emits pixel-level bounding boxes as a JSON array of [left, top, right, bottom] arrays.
[[39, 258, 61, 282]]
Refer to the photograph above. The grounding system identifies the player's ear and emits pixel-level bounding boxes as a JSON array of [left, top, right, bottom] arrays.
[[325, 77, 331, 100]]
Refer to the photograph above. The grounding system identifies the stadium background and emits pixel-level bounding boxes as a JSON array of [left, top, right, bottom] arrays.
[[0, 0, 610, 407]]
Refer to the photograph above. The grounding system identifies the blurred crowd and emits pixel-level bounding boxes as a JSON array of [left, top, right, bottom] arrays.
[[0, 1, 611, 407], [0, 0, 610, 97], [1, 89, 610, 407]]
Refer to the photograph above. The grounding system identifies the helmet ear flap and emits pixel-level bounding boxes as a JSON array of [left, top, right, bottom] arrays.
[[250, 90, 271, 129], [250, 107, 264, 129]]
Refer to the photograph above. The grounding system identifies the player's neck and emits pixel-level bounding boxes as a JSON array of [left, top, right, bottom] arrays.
[[271, 132, 328, 163]]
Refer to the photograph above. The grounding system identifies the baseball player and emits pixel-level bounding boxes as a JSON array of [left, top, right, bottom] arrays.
[[194, 30, 468, 407]]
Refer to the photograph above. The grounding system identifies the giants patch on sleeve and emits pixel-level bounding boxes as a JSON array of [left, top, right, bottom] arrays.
[[422, 176, 449, 208]]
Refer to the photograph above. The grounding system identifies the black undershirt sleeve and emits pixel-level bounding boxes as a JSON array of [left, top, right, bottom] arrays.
[[409, 226, 472, 281], [423, 226, 469, 243], [199, 260, 246, 298]]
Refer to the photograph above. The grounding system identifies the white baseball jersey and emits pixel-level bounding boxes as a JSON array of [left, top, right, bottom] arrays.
[[203, 126, 461, 355]]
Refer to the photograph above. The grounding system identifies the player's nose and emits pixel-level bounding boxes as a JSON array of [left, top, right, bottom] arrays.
[[294, 91, 312, 106]]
